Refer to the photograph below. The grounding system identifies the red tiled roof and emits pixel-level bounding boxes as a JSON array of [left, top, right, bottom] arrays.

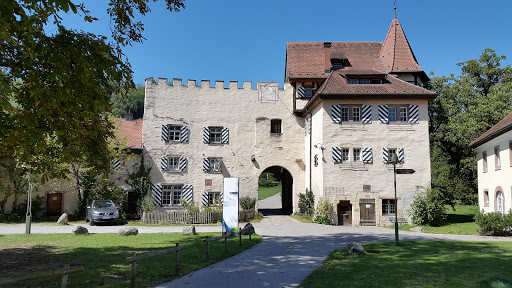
[[286, 42, 385, 79], [114, 118, 143, 149], [378, 18, 423, 73], [469, 111, 512, 148]]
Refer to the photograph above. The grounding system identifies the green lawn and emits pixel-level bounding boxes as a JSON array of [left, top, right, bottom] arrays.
[[397, 205, 479, 235], [0, 232, 261, 287], [258, 183, 282, 200], [300, 241, 512, 288]]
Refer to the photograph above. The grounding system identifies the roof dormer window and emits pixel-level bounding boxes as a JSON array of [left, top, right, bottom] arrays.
[[331, 58, 349, 70], [347, 79, 384, 85]]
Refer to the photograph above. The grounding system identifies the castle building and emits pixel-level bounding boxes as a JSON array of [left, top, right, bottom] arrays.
[[143, 16, 436, 226]]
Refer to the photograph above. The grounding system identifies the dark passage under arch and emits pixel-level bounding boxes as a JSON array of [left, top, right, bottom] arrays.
[[258, 166, 293, 215]]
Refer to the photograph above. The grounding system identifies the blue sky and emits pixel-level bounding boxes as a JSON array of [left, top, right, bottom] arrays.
[[57, 0, 512, 87]]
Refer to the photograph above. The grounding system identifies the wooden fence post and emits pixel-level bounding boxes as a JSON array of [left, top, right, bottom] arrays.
[[130, 251, 136, 288], [239, 231, 242, 247], [224, 235, 227, 253], [205, 236, 210, 261], [60, 264, 70, 288], [175, 243, 179, 275]]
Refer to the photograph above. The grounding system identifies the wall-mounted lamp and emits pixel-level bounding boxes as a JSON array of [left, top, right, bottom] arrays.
[[314, 143, 325, 150], [314, 154, 319, 167]]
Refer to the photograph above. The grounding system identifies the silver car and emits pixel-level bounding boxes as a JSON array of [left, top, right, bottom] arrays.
[[86, 200, 120, 226]]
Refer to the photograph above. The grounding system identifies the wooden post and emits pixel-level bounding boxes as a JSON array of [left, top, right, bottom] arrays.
[[60, 264, 70, 288], [175, 243, 179, 275], [206, 236, 210, 261], [249, 233, 252, 241], [224, 236, 227, 253], [130, 251, 136, 288], [239, 231, 242, 247]]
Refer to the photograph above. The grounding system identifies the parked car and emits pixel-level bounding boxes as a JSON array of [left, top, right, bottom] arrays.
[[86, 200, 120, 226]]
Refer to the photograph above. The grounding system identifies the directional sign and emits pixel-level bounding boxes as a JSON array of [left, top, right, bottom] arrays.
[[396, 169, 415, 174]]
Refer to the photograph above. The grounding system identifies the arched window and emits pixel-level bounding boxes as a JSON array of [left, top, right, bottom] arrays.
[[496, 191, 505, 215]]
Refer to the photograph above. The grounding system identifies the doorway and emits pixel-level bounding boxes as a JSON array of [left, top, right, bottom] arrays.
[[337, 201, 352, 225], [257, 166, 293, 215], [359, 199, 376, 226], [46, 193, 62, 216]]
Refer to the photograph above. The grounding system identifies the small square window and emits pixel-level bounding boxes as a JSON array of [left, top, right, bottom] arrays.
[[304, 88, 313, 98], [342, 148, 350, 162], [162, 185, 183, 206], [209, 158, 222, 173], [209, 127, 223, 144], [353, 148, 361, 162], [271, 119, 282, 134], [168, 125, 181, 141], [382, 199, 396, 215], [353, 107, 361, 122], [167, 157, 180, 171], [388, 148, 397, 162], [208, 192, 221, 206]]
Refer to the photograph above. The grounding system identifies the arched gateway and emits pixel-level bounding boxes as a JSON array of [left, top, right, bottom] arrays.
[[258, 166, 293, 215]]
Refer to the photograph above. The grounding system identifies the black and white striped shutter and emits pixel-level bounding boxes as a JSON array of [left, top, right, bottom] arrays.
[[203, 158, 210, 172], [202, 191, 209, 206], [362, 147, 373, 163], [162, 125, 169, 141], [112, 158, 121, 171], [362, 105, 372, 123], [331, 104, 342, 124], [221, 128, 229, 144], [203, 127, 210, 144], [398, 148, 405, 163], [183, 185, 193, 204], [297, 86, 305, 99], [180, 126, 189, 143], [220, 192, 224, 203], [409, 105, 419, 124], [378, 105, 389, 124], [179, 157, 187, 171], [152, 184, 162, 206], [382, 148, 389, 163], [332, 147, 342, 163], [160, 157, 168, 171]]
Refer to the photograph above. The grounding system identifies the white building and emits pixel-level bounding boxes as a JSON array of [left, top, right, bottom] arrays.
[[469, 112, 512, 215], [143, 16, 436, 226]]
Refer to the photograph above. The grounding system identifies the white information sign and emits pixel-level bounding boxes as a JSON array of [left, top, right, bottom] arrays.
[[222, 178, 239, 233]]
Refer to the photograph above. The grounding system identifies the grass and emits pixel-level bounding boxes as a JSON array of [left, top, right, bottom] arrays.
[[300, 241, 512, 288], [291, 213, 313, 223], [397, 205, 479, 235], [258, 183, 281, 200], [0, 232, 261, 288]]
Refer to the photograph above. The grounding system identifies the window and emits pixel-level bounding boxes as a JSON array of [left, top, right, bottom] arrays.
[[208, 192, 221, 205], [388, 106, 408, 122], [495, 146, 501, 170], [496, 191, 505, 215], [341, 107, 349, 122], [209, 127, 223, 144], [342, 148, 350, 162], [304, 88, 313, 98], [484, 190, 489, 207], [399, 107, 408, 122], [483, 151, 488, 172], [167, 157, 180, 171], [169, 125, 181, 141], [162, 185, 183, 206], [382, 199, 396, 215], [353, 107, 361, 122], [388, 148, 397, 162], [359, 79, 370, 84], [347, 79, 358, 84], [353, 148, 361, 161], [209, 157, 222, 173], [388, 107, 397, 122], [271, 119, 282, 134]]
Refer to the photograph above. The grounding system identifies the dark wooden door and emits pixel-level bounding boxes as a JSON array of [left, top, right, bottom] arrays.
[[359, 199, 376, 226], [126, 191, 139, 215], [337, 201, 352, 225], [46, 193, 62, 216]]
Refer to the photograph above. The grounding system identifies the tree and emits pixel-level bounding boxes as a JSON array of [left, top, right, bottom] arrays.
[[0, 1, 184, 180], [111, 85, 145, 119], [125, 162, 152, 215], [429, 49, 512, 204]]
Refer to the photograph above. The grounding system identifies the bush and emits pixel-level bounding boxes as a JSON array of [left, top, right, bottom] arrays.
[[314, 198, 333, 225], [474, 209, 512, 236], [258, 173, 280, 187], [409, 187, 447, 226], [240, 196, 256, 210], [298, 189, 315, 215]]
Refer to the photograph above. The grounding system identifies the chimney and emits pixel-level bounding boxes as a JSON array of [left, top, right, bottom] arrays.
[[126, 109, 133, 121], [324, 42, 332, 73]]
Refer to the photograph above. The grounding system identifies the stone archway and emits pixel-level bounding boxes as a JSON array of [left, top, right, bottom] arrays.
[[258, 166, 293, 215]]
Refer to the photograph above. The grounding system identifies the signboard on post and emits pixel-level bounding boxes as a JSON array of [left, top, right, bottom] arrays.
[[222, 178, 239, 234], [396, 169, 416, 175]]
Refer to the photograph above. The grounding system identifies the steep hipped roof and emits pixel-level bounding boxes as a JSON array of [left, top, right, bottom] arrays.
[[378, 18, 423, 74], [114, 118, 143, 150], [286, 42, 385, 79], [469, 111, 512, 148]]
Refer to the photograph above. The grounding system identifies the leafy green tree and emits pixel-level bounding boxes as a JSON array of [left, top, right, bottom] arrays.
[[298, 189, 315, 215], [409, 187, 447, 226], [0, 0, 184, 180], [126, 162, 152, 214], [111, 85, 145, 119], [429, 49, 512, 204]]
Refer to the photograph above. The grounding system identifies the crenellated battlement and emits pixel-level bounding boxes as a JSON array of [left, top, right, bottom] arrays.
[[145, 77, 283, 90]]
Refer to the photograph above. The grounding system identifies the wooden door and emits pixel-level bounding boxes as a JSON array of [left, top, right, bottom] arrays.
[[359, 199, 376, 226], [337, 201, 352, 226], [46, 193, 62, 216]]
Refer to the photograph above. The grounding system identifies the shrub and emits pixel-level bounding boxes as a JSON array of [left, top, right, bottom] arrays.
[[409, 187, 447, 226], [474, 209, 512, 236], [314, 198, 333, 225], [298, 189, 315, 215], [258, 173, 280, 187], [240, 196, 256, 210]]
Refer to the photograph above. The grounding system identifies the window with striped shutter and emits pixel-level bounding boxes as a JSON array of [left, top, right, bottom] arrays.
[[160, 157, 168, 170], [152, 184, 162, 206], [378, 105, 389, 124], [203, 158, 210, 172], [182, 185, 193, 204], [162, 125, 169, 141], [362, 105, 372, 123], [180, 126, 189, 142], [112, 158, 122, 171], [362, 147, 373, 163], [408, 105, 419, 124], [221, 128, 229, 144], [179, 157, 187, 171], [203, 127, 210, 144], [331, 105, 342, 123], [332, 147, 343, 163]]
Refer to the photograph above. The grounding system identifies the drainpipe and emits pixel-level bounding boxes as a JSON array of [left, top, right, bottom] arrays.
[[309, 114, 312, 192]]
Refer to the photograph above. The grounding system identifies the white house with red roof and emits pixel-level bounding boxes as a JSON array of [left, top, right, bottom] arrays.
[[143, 16, 436, 226], [469, 112, 512, 215]]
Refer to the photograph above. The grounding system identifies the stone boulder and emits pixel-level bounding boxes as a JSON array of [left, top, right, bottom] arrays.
[[119, 227, 138, 236], [346, 242, 365, 255], [183, 226, 197, 235], [57, 213, 68, 225], [72, 226, 88, 235], [410, 227, 424, 233], [241, 223, 255, 235]]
